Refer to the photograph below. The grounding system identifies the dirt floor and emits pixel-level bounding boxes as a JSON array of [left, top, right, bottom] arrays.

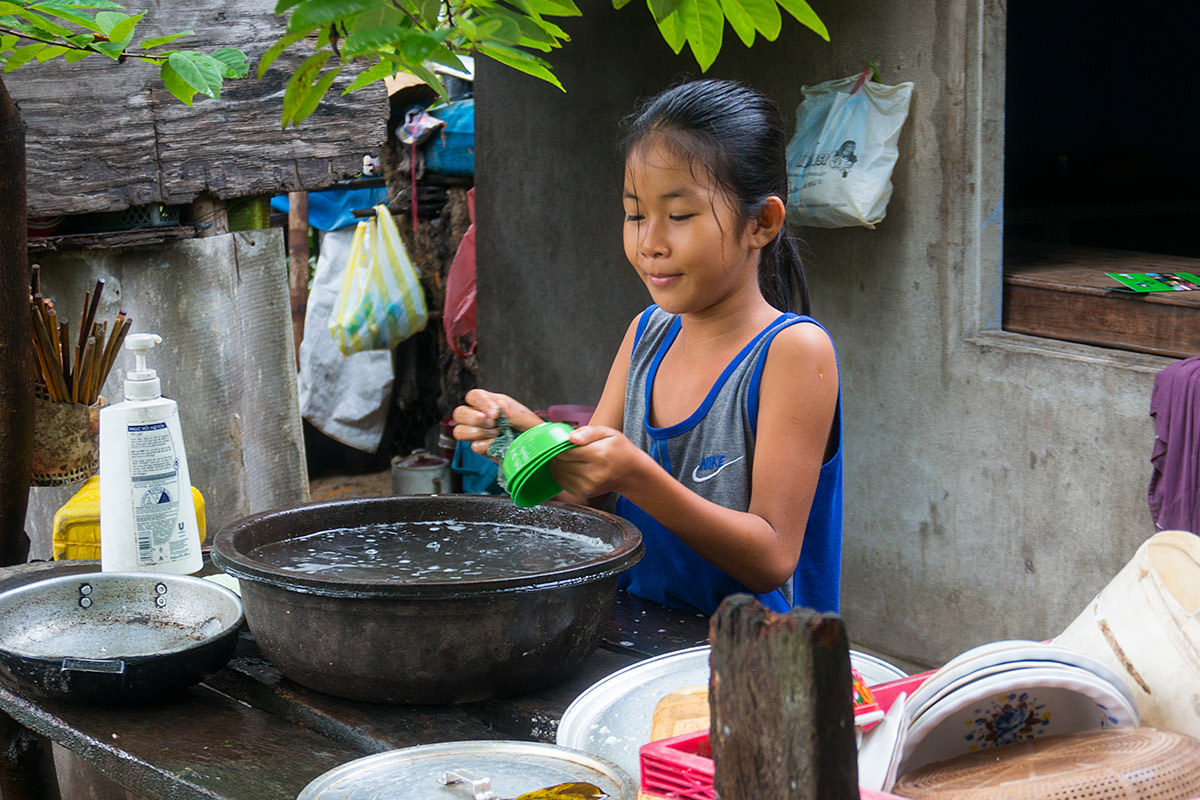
[[308, 469, 394, 502]]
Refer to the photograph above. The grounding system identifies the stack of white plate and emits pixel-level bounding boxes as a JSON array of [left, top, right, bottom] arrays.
[[897, 640, 1140, 778]]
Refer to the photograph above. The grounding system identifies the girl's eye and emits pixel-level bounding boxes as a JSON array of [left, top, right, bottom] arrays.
[[669, 214, 696, 222], [624, 213, 644, 222]]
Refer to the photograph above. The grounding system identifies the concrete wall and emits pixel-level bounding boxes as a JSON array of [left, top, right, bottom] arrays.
[[476, 0, 1169, 667]]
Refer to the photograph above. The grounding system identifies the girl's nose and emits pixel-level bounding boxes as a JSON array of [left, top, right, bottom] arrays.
[[638, 219, 669, 258]]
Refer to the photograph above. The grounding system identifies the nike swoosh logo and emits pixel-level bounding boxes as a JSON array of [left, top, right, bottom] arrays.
[[692, 455, 744, 483]]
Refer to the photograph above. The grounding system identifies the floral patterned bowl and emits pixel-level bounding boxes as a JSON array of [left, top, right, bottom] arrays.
[[899, 663, 1138, 777]]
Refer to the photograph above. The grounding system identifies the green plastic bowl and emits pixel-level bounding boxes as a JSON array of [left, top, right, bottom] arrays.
[[502, 422, 576, 507]]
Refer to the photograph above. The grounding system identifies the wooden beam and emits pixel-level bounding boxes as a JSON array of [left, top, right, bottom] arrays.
[[709, 595, 858, 800], [6, 0, 386, 218], [288, 191, 310, 362]]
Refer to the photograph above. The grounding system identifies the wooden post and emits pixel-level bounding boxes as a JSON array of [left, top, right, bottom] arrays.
[[287, 191, 309, 363], [0, 74, 34, 568], [709, 594, 858, 800], [191, 193, 229, 237]]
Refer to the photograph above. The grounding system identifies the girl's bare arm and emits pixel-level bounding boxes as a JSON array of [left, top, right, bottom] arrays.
[[552, 321, 838, 592]]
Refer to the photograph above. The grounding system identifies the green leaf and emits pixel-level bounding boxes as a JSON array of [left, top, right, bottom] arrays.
[[420, 43, 462, 68], [340, 24, 408, 58], [139, 31, 188, 49], [287, 0, 386, 33], [611, 0, 635, 10], [485, 6, 566, 49], [92, 10, 125, 35], [404, 59, 444, 95], [89, 39, 124, 58], [3, 41, 43, 70], [521, 0, 582, 17], [415, 0, 440, 25], [0, 0, 24, 9], [773, 0, 827, 40], [27, 3, 103, 31], [160, 58, 196, 105], [647, 0, 680, 24], [209, 46, 248, 78], [35, 42, 67, 59], [0, 34, 16, 50], [477, 42, 562, 90], [648, 0, 685, 52], [399, 29, 448, 63], [471, 12, 524, 45], [257, 26, 308, 77], [746, 0, 778, 39], [676, 0, 723, 69], [62, 47, 88, 61], [14, 8, 73, 37], [341, 56, 394, 93], [105, 10, 141, 45], [284, 62, 340, 125], [717, 0, 755, 46], [281, 49, 331, 125], [167, 50, 224, 98], [62, 1, 125, 8]]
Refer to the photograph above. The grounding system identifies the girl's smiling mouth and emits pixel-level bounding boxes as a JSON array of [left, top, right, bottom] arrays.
[[646, 272, 681, 287]]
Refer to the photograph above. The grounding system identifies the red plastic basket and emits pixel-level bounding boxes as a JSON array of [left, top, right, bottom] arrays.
[[638, 671, 935, 800], [639, 729, 911, 799], [640, 730, 715, 800]]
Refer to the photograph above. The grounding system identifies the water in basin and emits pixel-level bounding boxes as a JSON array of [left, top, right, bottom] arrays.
[[250, 520, 612, 581]]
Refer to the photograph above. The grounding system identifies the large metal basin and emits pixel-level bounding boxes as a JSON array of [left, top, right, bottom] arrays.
[[210, 495, 643, 704]]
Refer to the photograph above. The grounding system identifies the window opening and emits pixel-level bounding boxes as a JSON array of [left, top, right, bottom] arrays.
[[1002, 2, 1200, 359]]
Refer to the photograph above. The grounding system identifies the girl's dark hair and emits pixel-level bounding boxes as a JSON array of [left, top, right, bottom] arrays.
[[619, 79, 810, 315]]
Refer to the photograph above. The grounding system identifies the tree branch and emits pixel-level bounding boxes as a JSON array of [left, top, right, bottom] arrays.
[[0, 26, 169, 64]]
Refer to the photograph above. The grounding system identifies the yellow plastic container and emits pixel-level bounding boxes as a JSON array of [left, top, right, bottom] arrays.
[[52, 476, 207, 561]]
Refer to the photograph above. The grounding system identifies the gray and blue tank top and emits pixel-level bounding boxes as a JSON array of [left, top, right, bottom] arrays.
[[616, 304, 843, 616]]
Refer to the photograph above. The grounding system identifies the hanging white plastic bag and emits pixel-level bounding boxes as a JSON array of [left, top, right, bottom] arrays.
[[328, 204, 428, 355], [786, 69, 913, 229]]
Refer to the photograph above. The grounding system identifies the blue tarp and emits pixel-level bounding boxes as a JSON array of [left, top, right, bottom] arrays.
[[271, 185, 389, 231]]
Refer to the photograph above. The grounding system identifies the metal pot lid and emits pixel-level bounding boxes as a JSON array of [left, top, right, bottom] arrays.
[[296, 740, 637, 800]]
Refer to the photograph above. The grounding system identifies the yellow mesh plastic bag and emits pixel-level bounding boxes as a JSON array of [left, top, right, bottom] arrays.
[[329, 205, 428, 355]]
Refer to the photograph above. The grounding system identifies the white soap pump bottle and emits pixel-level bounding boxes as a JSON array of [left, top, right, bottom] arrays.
[[98, 333, 203, 574]]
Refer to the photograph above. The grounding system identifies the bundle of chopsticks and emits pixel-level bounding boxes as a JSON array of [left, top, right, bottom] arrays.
[[29, 265, 131, 405]]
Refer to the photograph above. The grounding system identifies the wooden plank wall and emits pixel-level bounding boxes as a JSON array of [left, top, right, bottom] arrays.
[[6, 0, 387, 216]]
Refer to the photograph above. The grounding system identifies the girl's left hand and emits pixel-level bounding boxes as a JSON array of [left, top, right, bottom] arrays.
[[548, 425, 649, 499]]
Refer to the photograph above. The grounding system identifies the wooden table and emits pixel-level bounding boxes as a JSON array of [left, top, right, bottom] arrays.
[[0, 559, 711, 800]]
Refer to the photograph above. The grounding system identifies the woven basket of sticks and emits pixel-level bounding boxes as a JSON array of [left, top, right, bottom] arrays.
[[28, 268, 128, 487]]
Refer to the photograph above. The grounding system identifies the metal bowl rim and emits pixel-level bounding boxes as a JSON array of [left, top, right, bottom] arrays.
[[209, 495, 644, 599]]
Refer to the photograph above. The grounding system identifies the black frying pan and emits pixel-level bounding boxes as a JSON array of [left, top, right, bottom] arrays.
[[0, 570, 243, 701]]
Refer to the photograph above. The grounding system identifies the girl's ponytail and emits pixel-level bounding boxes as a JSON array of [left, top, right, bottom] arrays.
[[761, 222, 810, 316]]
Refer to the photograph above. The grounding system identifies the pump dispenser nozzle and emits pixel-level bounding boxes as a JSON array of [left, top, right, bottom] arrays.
[[123, 333, 163, 400]]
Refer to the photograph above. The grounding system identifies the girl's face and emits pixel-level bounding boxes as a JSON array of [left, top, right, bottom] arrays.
[[622, 137, 762, 315]]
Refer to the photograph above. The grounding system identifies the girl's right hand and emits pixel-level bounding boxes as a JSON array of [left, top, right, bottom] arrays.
[[451, 389, 542, 457]]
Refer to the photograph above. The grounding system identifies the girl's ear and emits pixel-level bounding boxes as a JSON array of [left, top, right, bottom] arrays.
[[749, 196, 787, 249]]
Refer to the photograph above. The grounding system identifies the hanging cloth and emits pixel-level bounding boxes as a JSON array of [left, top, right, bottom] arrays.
[[1149, 356, 1200, 534]]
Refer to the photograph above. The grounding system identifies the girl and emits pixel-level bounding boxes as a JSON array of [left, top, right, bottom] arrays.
[[454, 79, 842, 617]]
